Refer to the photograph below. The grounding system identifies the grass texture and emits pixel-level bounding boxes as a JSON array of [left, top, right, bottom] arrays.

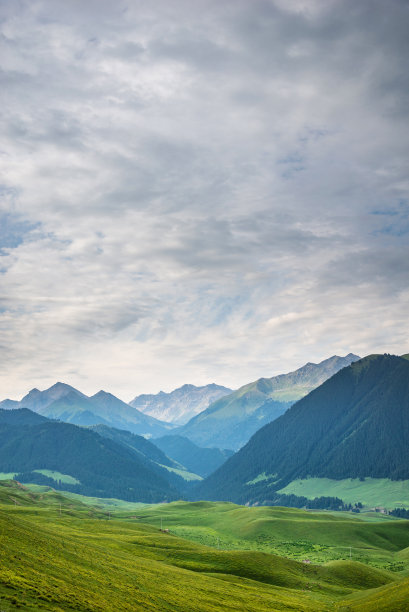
[[1, 481, 409, 611]]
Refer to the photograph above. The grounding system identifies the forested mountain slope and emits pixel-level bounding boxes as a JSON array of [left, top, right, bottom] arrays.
[[196, 354, 409, 504], [0, 407, 48, 426], [0, 412, 180, 502], [89, 424, 177, 468], [154, 435, 234, 477]]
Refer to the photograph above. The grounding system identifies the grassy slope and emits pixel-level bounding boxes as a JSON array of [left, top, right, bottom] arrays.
[[278, 478, 409, 509], [1, 481, 409, 611], [0, 482, 346, 611], [25, 483, 151, 510], [341, 577, 409, 611], [159, 463, 203, 481], [34, 469, 81, 485], [0, 470, 81, 485], [135, 501, 409, 569]]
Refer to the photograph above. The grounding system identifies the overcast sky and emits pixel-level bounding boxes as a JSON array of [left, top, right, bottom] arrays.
[[1, 0, 408, 401]]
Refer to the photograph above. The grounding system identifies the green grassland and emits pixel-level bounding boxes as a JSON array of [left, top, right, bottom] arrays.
[[0, 469, 80, 485], [1, 481, 409, 611], [159, 463, 203, 481], [278, 478, 409, 509], [34, 469, 81, 485], [24, 483, 151, 511], [134, 501, 409, 570]]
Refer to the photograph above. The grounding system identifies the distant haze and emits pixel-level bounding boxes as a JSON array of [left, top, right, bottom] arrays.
[[130, 384, 232, 425], [0, 0, 408, 399]]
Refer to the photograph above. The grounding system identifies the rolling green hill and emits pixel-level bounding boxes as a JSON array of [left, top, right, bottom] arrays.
[[178, 353, 359, 449], [134, 500, 409, 569], [1, 481, 408, 611], [196, 354, 409, 505]]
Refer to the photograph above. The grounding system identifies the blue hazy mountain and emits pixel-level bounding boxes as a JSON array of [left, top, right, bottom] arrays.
[[154, 435, 234, 477], [130, 383, 232, 425], [0, 383, 174, 437], [177, 354, 360, 450]]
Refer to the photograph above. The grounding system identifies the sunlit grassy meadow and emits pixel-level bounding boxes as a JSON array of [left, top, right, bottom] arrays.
[[1, 481, 409, 611]]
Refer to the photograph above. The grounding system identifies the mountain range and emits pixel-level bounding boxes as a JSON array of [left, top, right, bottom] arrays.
[[0, 354, 358, 451], [130, 383, 232, 424], [0, 383, 173, 437], [196, 354, 409, 504], [0, 408, 238, 499], [177, 353, 360, 449], [1, 352, 408, 511]]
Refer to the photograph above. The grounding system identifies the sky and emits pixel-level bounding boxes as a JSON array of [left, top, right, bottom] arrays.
[[1, 0, 408, 402]]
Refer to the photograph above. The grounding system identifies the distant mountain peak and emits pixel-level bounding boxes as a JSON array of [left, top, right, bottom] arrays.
[[49, 381, 71, 389], [130, 383, 233, 425], [46, 382, 85, 395], [24, 388, 42, 398], [178, 353, 361, 450], [91, 390, 113, 399], [0, 383, 171, 437]]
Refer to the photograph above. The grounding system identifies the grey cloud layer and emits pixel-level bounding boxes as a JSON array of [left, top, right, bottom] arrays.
[[0, 0, 408, 399]]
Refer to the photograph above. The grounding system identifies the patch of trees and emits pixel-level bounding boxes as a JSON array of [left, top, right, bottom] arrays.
[[15, 472, 72, 490], [389, 508, 409, 519], [265, 494, 347, 510]]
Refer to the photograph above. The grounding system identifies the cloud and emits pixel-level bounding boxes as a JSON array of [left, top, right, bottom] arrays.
[[0, 0, 408, 400]]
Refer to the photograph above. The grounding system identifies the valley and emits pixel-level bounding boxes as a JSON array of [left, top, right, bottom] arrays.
[[1, 481, 409, 611], [2, 0, 407, 608], [133, 500, 409, 570], [1, 353, 409, 610]]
